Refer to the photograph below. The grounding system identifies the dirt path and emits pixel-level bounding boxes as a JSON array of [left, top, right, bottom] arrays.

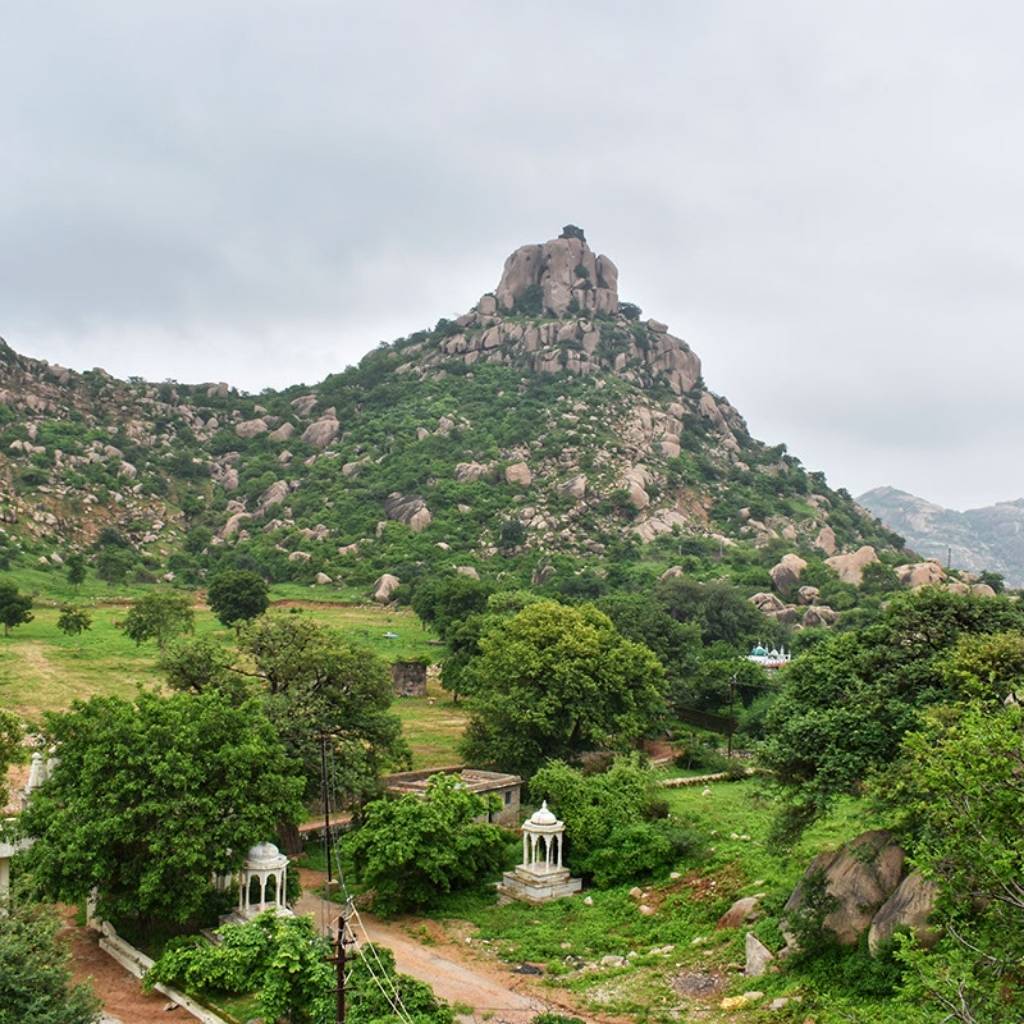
[[62, 910, 191, 1024], [296, 869, 559, 1023]]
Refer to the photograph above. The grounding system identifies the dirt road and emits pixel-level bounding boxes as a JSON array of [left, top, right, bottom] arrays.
[[296, 870, 553, 1023], [63, 910, 191, 1024]]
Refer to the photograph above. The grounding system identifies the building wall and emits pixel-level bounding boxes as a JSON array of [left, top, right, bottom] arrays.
[[390, 661, 427, 697]]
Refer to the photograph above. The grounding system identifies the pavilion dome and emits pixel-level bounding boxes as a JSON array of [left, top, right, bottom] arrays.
[[529, 800, 558, 826], [751, 645, 768, 657], [245, 841, 287, 869]]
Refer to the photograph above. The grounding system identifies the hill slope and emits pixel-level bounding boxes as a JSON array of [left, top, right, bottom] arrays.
[[858, 485, 1024, 585], [0, 227, 902, 595]]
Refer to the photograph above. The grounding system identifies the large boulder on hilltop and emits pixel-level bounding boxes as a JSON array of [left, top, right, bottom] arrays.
[[371, 574, 400, 603], [784, 831, 905, 946], [455, 461, 495, 483], [868, 872, 940, 954], [771, 553, 807, 594], [493, 231, 618, 317], [826, 546, 879, 586], [383, 493, 433, 533], [290, 394, 318, 417], [301, 415, 339, 449], [802, 605, 838, 628], [749, 592, 786, 614], [895, 560, 946, 588]]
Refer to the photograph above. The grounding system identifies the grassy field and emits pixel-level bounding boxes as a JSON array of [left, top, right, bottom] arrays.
[[0, 580, 466, 767], [411, 777, 920, 1024]]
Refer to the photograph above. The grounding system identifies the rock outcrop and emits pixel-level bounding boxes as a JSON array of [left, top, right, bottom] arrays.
[[383, 493, 433, 533], [371, 574, 400, 603], [494, 230, 619, 317], [770, 553, 807, 594], [826, 545, 879, 586], [784, 831, 905, 947], [867, 871, 940, 953]]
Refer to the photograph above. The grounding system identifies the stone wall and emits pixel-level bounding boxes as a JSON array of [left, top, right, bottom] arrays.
[[390, 661, 427, 697]]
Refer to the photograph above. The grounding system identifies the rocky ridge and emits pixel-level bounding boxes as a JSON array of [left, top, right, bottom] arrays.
[[0, 228, 902, 592]]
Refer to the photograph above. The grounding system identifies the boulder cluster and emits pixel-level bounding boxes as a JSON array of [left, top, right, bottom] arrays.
[[751, 546, 1000, 629], [406, 232, 702, 398]]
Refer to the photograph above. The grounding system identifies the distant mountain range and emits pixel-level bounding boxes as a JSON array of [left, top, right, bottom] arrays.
[[858, 486, 1024, 586]]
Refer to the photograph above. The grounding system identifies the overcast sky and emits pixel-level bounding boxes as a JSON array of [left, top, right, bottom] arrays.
[[3, 2, 1023, 511]]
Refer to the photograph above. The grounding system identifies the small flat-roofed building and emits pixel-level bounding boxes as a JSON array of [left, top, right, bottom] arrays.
[[390, 660, 428, 697], [383, 766, 522, 826]]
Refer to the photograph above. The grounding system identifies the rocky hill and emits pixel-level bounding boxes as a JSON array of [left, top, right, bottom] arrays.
[[0, 226, 903, 598], [858, 485, 1024, 586]]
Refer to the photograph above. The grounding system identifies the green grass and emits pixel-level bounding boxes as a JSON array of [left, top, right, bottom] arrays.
[[414, 779, 924, 1024], [392, 678, 469, 769], [0, 582, 461, 767]]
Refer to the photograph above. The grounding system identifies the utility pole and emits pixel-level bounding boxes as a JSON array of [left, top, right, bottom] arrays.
[[727, 672, 737, 758], [328, 910, 355, 1024], [319, 731, 332, 885]]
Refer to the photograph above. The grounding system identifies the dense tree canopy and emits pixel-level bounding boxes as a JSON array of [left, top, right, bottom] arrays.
[[882, 703, 1024, 1023], [22, 690, 304, 926], [347, 773, 507, 914], [238, 615, 410, 802], [459, 600, 666, 776], [206, 569, 269, 628], [530, 755, 702, 886], [0, 708, 22, 810], [0, 889, 100, 1024], [655, 576, 776, 649], [759, 588, 1024, 832]]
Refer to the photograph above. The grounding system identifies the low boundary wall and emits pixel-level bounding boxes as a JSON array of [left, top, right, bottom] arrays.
[[95, 921, 228, 1024]]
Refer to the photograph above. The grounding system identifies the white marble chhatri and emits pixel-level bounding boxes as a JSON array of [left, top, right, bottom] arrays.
[[498, 801, 582, 903]]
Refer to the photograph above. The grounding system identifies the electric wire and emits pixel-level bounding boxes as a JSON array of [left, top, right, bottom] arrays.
[[322, 735, 418, 1024]]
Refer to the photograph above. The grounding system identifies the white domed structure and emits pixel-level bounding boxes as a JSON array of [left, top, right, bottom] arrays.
[[223, 840, 292, 923], [498, 801, 582, 904]]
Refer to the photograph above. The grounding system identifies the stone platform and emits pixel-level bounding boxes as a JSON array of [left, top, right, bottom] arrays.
[[498, 864, 582, 904]]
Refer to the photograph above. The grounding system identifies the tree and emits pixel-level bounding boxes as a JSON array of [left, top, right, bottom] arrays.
[[759, 588, 1024, 834], [56, 605, 91, 638], [656, 576, 774, 648], [459, 600, 667, 776], [159, 635, 240, 697], [346, 774, 507, 914], [0, 581, 33, 637], [239, 615, 409, 803], [148, 913, 334, 1024], [119, 589, 194, 649], [880, 703, 1024, 1023], [207, 569, 269, 629], [0, 709, 22, 810], [0, 887, 100, 1024], [94, 546, 134, 585], [530, 755, 701, 886], [65, 553, 87, 589], [411, 575, 493, 640], [559, 224, 586, 242], [594, 593, 702, 702], [148, 917, 452, 1024], [21, 691, 304, 927]]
